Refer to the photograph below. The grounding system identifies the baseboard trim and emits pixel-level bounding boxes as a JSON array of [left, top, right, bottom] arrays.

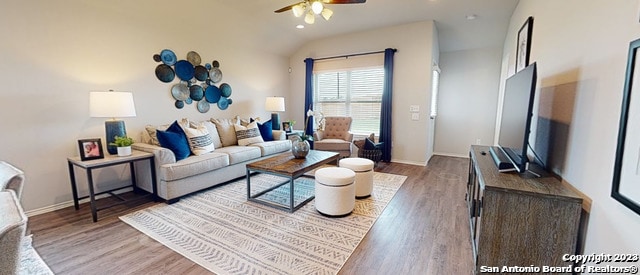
[[24, 188, 133, 217], [433, 152, 469, 158], [25, 201, 75, 217], [390, 159, 427, 166]]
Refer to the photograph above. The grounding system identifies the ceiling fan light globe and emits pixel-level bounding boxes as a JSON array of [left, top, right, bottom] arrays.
[[292, 4, 305, 17], [321, 8, 333, 20], [305, 11, 315, 24], [311, 1, 324, 14]]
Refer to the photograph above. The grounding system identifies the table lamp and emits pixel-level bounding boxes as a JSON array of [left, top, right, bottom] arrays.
[[265, 96, 285, 130], [90, 90, 137, 155]]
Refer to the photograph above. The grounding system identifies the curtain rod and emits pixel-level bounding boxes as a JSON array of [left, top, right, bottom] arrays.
[[311, 48, 397, 62]]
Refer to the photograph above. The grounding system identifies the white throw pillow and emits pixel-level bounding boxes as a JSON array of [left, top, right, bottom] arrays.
[[211, 117, 240, 147], [145, 124, 170, 146], [200, 120, 223, 149], [179, 120, 215, 155], [234, 121, 264, 146]]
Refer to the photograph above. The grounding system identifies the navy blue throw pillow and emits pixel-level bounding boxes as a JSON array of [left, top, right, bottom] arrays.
[[364, 138, 378, 150], [257, 120, 274, 141], [156, 121, 191, 161]]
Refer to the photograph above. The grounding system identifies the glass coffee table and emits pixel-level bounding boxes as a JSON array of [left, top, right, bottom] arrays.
[[246, 150, 339, 212]]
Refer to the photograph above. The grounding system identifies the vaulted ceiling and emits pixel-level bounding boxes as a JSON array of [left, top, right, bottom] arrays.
[[215, 0, 519, 55]]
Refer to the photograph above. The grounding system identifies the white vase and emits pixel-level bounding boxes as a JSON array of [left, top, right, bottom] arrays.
[[117, 146, 132, 157]]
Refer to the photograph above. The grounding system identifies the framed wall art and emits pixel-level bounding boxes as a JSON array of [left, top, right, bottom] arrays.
[[516, 16, 534, 72], [78, 138, 104, 161], [612, 38, 640, 215]]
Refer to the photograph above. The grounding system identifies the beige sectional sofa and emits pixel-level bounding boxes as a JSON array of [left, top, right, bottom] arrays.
[[133, 117, 291, 203]]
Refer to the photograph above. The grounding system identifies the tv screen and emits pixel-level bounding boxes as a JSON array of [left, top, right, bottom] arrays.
[[497, 62, 537, 172]]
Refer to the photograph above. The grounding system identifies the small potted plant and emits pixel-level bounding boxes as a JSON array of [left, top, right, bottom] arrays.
[[110, 135, 134, 157]]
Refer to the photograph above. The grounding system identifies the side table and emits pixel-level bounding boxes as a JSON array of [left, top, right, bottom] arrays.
[[67, 150, 157, 222], [285, 130, 304, 139]]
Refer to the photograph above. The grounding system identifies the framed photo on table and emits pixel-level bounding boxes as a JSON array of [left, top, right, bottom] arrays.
[[78, 138, 104, 161], [282, 122, 291, 133], [516, 16, 534, 72]]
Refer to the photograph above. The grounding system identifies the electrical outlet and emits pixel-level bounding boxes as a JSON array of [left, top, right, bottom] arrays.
[[411, 113, 419, 120], [476, 138, 481, 144], [410, 105, 420, 112]]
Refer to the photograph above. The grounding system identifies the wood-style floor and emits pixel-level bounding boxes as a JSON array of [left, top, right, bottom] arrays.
[[27, 155, 474, 275]]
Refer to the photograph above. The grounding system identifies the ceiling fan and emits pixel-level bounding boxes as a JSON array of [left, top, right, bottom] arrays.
[[275, 0, 366, 24]]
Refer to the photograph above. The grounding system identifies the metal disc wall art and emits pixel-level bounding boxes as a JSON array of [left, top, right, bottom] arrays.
[[174, 60, 195, 81], [220, 83, 232, 97], [190, 85, 204, 101], [160, 49, 177, 66], [155, 64, 175, 83], [194, 65, 209, 81], [205, 85, 221, 103], [187, 51, 201, 66], [153, 49, 233, 112], [171, 83, 189, 101]]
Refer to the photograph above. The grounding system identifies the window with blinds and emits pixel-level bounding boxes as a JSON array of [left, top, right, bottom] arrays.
[[313, 67, 384, 135]]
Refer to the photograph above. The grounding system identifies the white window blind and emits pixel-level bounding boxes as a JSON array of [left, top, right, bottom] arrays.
[[313, 67, 384, 135]]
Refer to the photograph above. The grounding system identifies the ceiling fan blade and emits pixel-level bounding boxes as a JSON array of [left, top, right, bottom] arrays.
[[274, 2, 305, 13], [324, 0, 366, 4]]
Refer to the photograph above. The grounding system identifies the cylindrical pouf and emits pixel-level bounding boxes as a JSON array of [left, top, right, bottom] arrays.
[[315, 167, 356, 217], [339, 157, 374, 199]]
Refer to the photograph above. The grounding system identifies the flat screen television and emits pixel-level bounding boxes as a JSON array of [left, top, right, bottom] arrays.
[[496, 62, 537, 173]]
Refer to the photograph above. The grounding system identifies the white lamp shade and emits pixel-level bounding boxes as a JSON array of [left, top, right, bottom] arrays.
[[265, 96, 285, 112], [90, 91, 137, 118]]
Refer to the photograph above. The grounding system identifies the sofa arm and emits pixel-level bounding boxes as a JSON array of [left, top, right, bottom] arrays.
[[272, 130, 286, 141], [0, 161, 24, 200], [132, 143, 176, 166], [344, 132, 353, 142]]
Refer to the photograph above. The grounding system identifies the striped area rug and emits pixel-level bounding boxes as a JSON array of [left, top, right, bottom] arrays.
[[120, 172, 406, 275]]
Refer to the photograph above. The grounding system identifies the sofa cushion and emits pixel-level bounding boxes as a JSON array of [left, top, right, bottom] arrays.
[[250, 140, 291, 156], [234, 121, 264, 146], [160, 152, 229, 181], [214, 146, 262, 165], [256, 120, 274, 141], [156, 121, 191, 161], [201, 120, 222, 149], [315, 139, 351, 151], [211, 117, 239, 147], [179, 121, 215, 156]]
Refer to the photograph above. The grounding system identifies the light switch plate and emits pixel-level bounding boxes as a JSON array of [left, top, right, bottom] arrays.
[[410, 105, 420, 112]]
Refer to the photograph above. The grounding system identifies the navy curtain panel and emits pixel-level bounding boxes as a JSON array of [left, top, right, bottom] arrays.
[[304, 58, 314, 137], [380, 48, 396, 162]]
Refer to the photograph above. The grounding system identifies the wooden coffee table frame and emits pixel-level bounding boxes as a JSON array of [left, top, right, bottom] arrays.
[[246, 150, 339, 212]]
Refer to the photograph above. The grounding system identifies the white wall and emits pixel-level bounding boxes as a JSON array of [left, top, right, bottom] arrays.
[[435, 47, 502, 157], [0, 0, 289, 212], [289, 21, 437, 165], [504, 0, 640, 258]]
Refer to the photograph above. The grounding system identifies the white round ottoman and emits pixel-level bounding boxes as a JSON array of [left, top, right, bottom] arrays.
[[314, 167, 356, 217], [339, 157, 374, 199]]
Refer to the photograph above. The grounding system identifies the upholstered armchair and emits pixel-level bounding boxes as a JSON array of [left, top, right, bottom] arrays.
[[313, 116, 353, 158]]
